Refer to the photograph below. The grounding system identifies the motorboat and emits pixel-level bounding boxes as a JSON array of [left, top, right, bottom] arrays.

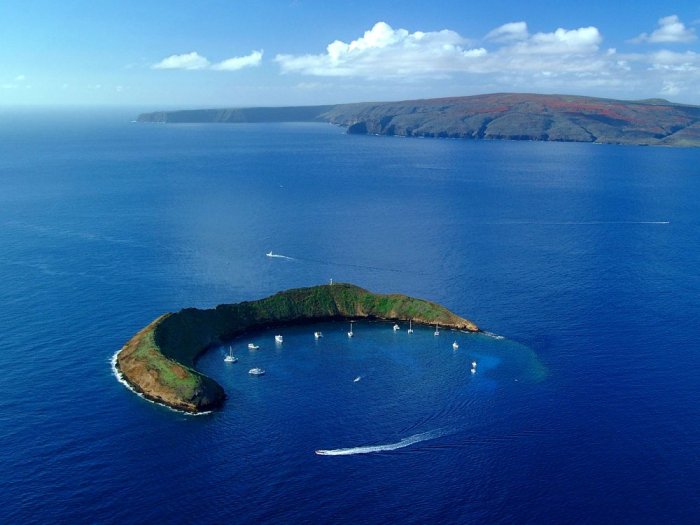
[[393, 323, 400, 331], [452, 341, 459, 350], [314, 331, 323, 339], [249, 368, 265, 376], [275, 335, 283, 344], [266, 251, 274, 257], [248, 343, 259, 350]]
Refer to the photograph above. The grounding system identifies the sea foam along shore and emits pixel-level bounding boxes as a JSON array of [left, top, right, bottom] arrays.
[[110, 351, 212, 416]]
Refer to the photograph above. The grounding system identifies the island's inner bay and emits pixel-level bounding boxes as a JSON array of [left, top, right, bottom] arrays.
[[198, 320, 546, 454]]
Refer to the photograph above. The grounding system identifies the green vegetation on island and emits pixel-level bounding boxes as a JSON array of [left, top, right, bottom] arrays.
[[137, 93, 700, 147], [115, 283, 479, 413]]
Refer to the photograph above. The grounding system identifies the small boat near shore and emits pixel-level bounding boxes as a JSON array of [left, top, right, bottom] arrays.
[[434, 324, 440, 336], [393, 323, 400, 331], [408, 320, 413, 334], [348, 321, 354, 338]]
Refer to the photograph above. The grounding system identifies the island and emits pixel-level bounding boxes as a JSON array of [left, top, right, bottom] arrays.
[[114, 283, 479, 414], [137, 92, 700, 147]]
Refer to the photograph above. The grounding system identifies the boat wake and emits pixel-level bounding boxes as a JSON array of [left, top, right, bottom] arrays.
[[315, 429, 446, 456], [483, 331, 505, 340], [266, 252, 295, 260]]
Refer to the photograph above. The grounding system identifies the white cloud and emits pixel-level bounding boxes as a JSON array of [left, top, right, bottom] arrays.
[[14, 74, 26, 82], [511, 26, 602, 54], [660, 80, 681, 96], [631, 15, 696, 44], [485, 22, 528, 43], [153, 50, 262, 71], [276, 21, 609, 79], [211, 50, 263, 71], [275, 22, 486, 78], [153, 51, 210, 70], [648, 50, 699, 71]]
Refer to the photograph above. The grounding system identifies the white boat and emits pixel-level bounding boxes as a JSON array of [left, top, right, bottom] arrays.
[[408, 320, 413, 334], [224, 346, 238, 363], [249, 367, 265, 376], [434, 324, 440, 336], [393, 323, 400, 331], [471, 361, 477, 368], [347, 321, 354, 338], [471, 368, 476, 374], [266, 251, 274, 257], [452, 341, 459, 350], [353, 376, 361, 382], [275, 335, 283, 344], [247, 343, 259, 350], [314, 331, 323, 339]]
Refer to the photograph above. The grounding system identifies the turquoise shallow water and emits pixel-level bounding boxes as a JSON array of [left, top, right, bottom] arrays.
[[0, 110, 698, 523]]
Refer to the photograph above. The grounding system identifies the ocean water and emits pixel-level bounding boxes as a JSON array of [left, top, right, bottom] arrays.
[[0, 110, 698, 523]]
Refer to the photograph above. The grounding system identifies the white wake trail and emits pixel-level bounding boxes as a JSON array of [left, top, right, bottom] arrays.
[[315, 429, 445, 456]]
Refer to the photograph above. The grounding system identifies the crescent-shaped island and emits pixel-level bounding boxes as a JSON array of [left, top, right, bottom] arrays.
[[114, 283, 480, 414]]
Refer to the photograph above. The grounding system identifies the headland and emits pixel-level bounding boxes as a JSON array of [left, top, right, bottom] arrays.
[[115, 283, 479, 414], [136, 93, 700, 147]]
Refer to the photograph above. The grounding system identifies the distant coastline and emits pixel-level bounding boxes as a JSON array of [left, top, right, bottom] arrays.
[[137, 92, 700, 147], [115, 283, 479, 414]]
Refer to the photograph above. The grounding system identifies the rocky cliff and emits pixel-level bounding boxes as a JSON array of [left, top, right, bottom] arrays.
[[137, 93, 700, 147]]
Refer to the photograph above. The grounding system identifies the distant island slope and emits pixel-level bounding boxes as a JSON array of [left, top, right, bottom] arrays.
[[137, 93, 700, 147], [115, 283, 479, 413]]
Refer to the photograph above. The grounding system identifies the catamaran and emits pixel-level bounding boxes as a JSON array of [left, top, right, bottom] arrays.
[[224, 346, 238, 363]]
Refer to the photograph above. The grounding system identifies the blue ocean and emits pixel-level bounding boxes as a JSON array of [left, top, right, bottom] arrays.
[[0, 109, 698, 523]]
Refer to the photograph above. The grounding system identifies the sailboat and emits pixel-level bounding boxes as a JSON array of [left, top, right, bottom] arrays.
[[434, 324, 440, 336], [224, 346, 238, 363], [408, 320, 413, 334], [452, 341, 459, 350], [347, 321, 354, 338]]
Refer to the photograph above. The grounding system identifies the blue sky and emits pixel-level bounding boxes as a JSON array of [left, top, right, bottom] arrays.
[[1, 0, 699, 107]]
